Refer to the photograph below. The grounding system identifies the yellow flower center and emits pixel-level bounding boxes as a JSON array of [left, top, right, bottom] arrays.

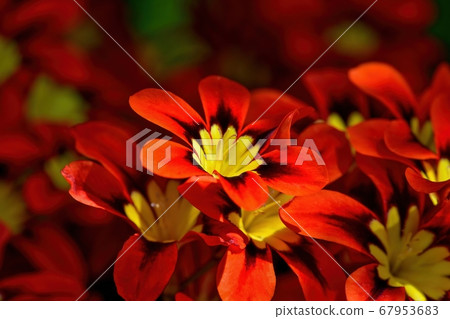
[[124, 180, 201, 243], [228, 190, 297, 251], [369, 206, 450, 300], [420, 158, 450, 205], [327, 111, 364, 132], [0, 182, 27, 234], [192, 124, 264, 178]]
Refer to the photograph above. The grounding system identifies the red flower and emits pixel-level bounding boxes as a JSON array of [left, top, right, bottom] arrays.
[[62, 121, 206, 300], [130, 76, 328, 211], [178, 181, 346, 300], [281, 157, 450, 301], [347, 62, 450, 204]]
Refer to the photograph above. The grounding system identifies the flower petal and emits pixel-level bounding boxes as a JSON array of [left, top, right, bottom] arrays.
[[72, 121, 139, 188], [303, 68, 370, 119], [0, 223, 10, 268], [356, 154, 415, 214], [259, 146, 328, 196], [431, 94, 450, 157], [348, 119, 414, 167], [346, 264, 405, 301], [218, 171, 268, 211], [0, 271, 86, 301], [62, 161, 129, 220], [349, 62, 418, 118], [217, 244, 275, 300], [199, 76, 250, 132], [141, 139, 207, 178], [23, 172, 67, 214], [12, 223, 86, 283], [385, 120, 438, 160], [280, 190, 377, 255], [420, 63, 450, 120], [188, 217, 247, 252], [114, 234, 178, 300], [406, 167, 450, 194], [0, 132, 41, 165], [130, 88, 205, 144], [298, 123, 353, 182], [278, 239, 346, 301], [178, 176, 235, 221], [244, 89, 314, 132]]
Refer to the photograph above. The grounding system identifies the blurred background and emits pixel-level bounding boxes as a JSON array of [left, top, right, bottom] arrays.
[[0, 0, 449, 300]]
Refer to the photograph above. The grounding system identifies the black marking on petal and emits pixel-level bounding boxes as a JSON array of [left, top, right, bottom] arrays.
[[317, 213, 379, 250], [245, 241, 267, 269], [286, 241, 328, 288], [211, 100, 238, 132], [370, 272, 394, 301]]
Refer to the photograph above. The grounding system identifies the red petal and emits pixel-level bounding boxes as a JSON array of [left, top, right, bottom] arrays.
[[141, 139, 206, 178], [27, 41, 90, 85], [385, 120, 438, 160], [298, 123, 353, 182], [187, 218, 247, 252], [356, 154, 417, 214], [303, 68, 370, 119], [349, 63, 418, 118], [420, 63, 450, 120], [405, 167, 450, 194], [130, 88, 204, 144], [259, 146, 328, 196], [347, 119, 414, 167], [12, 224, 86, 282], [4, 0, 82, 34], [217, 244, 275, 300], [62, 161, 129, 220], [73, 121, 139, 187], [175, 292, 193, 301], [346, 264, 405, 301], [281, 190, 377, 255], [0, 223, 10, 267], [172, 238, 218, 301], [218, 172, 268, 211], [258, 108, 317, 155], [0, 271, 85, 301], [422, 200, 450, 237], [23, 172, 67, 214], [431, 94, 450, 157], [178, 176, 234, 221], [114, 235, 178, 300], [278, 240, 346, 301], [0, 132, 41, 164], [272, 271, 305, 301], [199, 76, 250, 132], [244, 89, 313, 129]]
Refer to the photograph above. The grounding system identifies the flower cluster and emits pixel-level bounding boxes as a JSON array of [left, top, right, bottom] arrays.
[[63, 64, 450, 301]]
